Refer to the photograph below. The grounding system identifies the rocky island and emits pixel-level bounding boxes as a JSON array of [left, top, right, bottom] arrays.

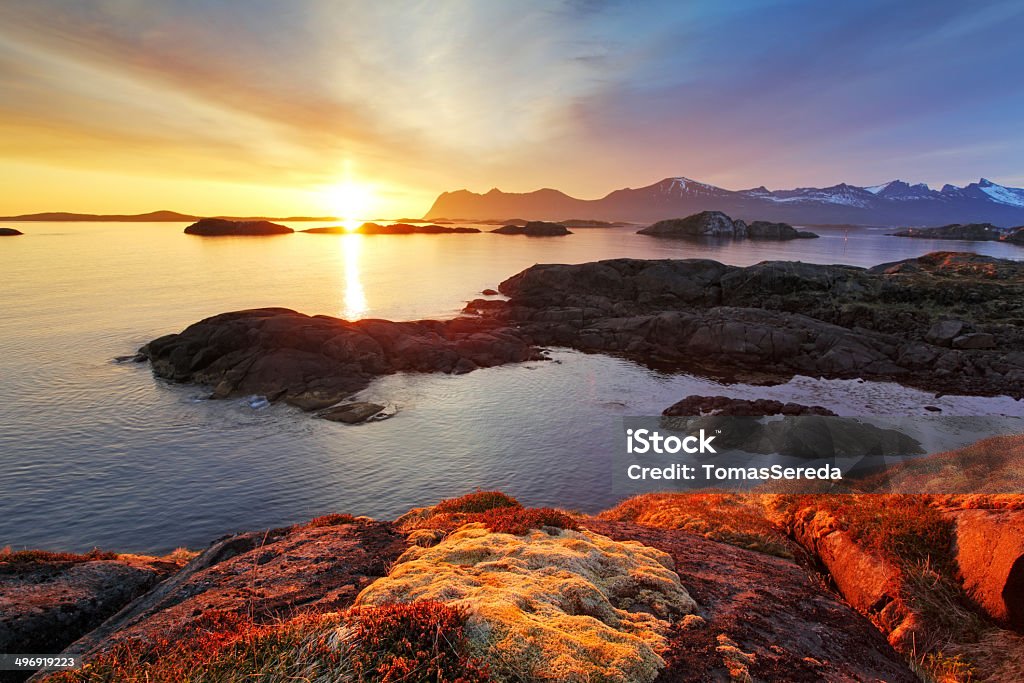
[[302, 222, 480, 235], [491, 221, 573, 236], [183, 217, 294, 236], [0, 227, 23, 236], [637, 211, 818, 240]]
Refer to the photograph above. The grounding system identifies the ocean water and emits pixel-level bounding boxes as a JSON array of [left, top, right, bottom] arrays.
[[1, 222, 1021, 553]]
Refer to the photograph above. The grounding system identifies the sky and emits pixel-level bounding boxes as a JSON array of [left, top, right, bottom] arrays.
[[1, 0, 1023, 217]]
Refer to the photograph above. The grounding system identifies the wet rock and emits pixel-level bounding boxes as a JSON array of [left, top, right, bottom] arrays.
[[491, 221, 572, 236], [663, 395, 836, 417], [952, 508, 1024, 628], [318, 401, 385, 424], [953, 332, 996, 349], [184, 218, 293, 236], [140, 308, 543, 410]]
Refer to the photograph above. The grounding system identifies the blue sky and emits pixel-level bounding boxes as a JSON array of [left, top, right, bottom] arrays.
[[0, 0, 1021, 214]]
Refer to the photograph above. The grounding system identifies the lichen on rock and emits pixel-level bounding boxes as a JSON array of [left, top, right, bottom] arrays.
[[354, 523, 698, 682]]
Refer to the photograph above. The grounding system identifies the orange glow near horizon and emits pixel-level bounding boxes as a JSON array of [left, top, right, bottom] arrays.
[[322, 181, 376, 225]]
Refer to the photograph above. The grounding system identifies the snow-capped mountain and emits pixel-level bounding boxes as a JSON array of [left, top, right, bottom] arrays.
[[425, 176, 1024, 226]]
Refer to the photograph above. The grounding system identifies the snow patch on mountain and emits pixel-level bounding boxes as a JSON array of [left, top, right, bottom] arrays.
[[978, 179, 1024, 208]]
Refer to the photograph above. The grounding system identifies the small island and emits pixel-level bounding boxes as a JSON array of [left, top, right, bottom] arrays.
[[0, 227, 23, 236], [491, 221, 573, 236], [890, 222, 1005, 241], [637, 211, 818, 240], [303, 222, 480, 235], [184, 217, 294, 236]]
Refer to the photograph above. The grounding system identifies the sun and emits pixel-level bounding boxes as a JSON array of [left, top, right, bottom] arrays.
[[323, 181, 375, 229]]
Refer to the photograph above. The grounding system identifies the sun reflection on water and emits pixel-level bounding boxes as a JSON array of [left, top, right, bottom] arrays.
[[341, 233, 367, 319]]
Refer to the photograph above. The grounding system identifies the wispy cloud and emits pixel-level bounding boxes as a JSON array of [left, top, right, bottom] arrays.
[[0, 0, 1021, 214]]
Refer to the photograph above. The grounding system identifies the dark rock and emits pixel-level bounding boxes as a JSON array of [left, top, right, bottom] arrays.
[[488, 252, 1024, 398], [890, 223, 1005, 241], [319, 401, 385, 424], [140, 308, 543, 411], [746, 220, 819, 240], [184, 217, 293, 236], [953, 332, 996, 349], [491, 221, 572, 236], [663, 395, 836, 417], [481, 288, 499, 295], [0, 227, 23, 236], [925, 319, 967, 346]]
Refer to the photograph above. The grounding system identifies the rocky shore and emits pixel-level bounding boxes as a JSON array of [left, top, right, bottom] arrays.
[[474, 250, 1024, 398], [140, 251, 1024, 416]]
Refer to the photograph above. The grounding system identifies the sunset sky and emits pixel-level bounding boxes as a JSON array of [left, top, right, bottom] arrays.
[[1, 0, 1023, 217]]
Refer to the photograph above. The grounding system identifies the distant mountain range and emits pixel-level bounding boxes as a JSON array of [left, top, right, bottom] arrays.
[[0, 210, 335, 222], [424, 177, 1024, 227]]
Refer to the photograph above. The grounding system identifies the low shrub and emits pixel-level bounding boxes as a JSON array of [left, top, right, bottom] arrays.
[[433, 491, 521, 515], [343, 600, 490, 682], [478, 506, 578, 535], [304, 513, 357, 529]]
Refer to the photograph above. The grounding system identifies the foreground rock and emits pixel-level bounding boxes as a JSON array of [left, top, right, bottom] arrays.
[[492, 221, 572, 236], [303, 222, 480, 235], [0, 227, 22, 236], [184, 217, 293, 236], [0, 551, 181, 675], [952, 508, 1024, 628], [318, 401, 384, 424], [637, 211, 818, 240], [141, 308, 542, 410], [473, 251, 1024, 397], [890, 222, 1005, 241], [588, 519, 916, 682], [51, 518, 406, 665]]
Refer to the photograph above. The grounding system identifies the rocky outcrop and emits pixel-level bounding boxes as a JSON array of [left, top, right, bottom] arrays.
[[891, 222, 1005, 241], [746, 220, 819, 239], [637, 212, 817, 240], [588, 519, 917, 682], [663, 395, 837, 417], [637, 211, 743, 238], [0, 553, 180, 674], [54, 519, 406, 662], [473, 251, 1024, 397], [303, 222, 480, 235], [492, 221, 572, 236], [183, 217, 293, 236], [0, 227, 22, 236], [952, 508, 1024, 628], [140, 308, 542, 410]]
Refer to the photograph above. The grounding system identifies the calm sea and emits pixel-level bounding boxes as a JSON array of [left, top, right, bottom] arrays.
[[1, 222, 1021, 553]]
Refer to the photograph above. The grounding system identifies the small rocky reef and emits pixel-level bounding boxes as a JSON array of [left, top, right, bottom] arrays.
[[0, 227, 23, 236], [183, 218, 294, 236], [637, 211, 819, 240], [491, 221, 573, 236]]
